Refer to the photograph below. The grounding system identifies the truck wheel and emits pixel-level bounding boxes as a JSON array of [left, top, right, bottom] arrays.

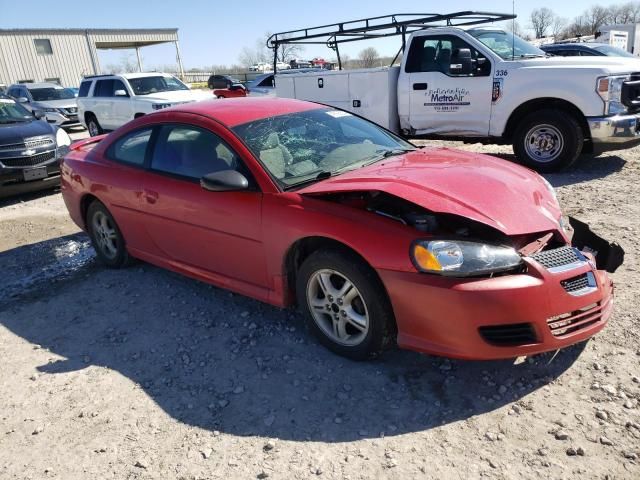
[[86, 114, 103, 137], [513, 109, 583, 173]]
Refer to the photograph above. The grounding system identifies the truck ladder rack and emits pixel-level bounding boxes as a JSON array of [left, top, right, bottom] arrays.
[[267, 11, 515, 70]]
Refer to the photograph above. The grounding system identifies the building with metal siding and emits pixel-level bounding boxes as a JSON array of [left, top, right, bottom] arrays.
[[0, 28, 184, 87]]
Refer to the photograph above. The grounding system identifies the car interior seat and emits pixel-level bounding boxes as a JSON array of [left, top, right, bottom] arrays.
[[437, 48, 452, 73], [421, 46, 438, 72], [259, 132, 292, 179]]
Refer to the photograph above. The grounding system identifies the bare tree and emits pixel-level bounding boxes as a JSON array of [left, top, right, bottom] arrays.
[[105, 53, 139, 74], [551, 17, 568, 40], [583, 5, 612, 34], [358, 47, 380, 68], [530, 7, 555, 38], [504, 20, 524, 37], [238, 38, 270, 68], [266, 32, 304, 64]]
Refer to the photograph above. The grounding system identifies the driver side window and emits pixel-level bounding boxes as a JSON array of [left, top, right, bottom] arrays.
[[405, 35, 491, 77]]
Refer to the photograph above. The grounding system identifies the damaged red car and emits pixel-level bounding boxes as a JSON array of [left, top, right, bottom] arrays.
[[61, 98, 624, 360]]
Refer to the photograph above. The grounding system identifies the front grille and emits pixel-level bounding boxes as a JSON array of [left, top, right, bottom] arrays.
[[547, 300, 606, 337], [622, 73, 640, 112], [562, 273, 589, 292], [478, 323, 538, 346], [0, 136, 55, 152], [1, 150, 56, 167], [529, 246, 582, 271]]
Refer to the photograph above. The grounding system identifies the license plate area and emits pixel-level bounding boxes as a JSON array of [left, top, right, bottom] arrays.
[[23, 166, 48, 181]]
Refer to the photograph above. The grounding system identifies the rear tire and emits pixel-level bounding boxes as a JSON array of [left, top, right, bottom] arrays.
[[296, 249, 396, 360], [86, 201, 132, 268], [513, 109, 583, 173], [86, 114, 103, 137]]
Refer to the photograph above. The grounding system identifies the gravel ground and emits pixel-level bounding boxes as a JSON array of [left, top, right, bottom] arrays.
[[0, 140, 639, 480]]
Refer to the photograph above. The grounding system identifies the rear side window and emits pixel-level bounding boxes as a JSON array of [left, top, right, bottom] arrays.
[[94, 79, 114, 97], [151, 125, 239, 180], [78, 81, 91, 97], [108, 128, 153, 166]]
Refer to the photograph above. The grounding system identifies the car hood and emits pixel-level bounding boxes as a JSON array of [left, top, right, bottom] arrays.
[[0, 119, 55, 145], [138, 89, 210, 103], [32, 99, 77, 109], [298, 148, 563, 236]]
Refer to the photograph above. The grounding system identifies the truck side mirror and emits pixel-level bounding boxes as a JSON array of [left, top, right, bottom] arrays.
[[450, 48, 473, 75]]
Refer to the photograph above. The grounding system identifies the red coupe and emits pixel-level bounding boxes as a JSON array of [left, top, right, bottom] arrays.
[[61, 98, 623, 360]]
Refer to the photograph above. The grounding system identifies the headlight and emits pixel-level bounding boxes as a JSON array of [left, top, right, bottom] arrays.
[[56, 128, 71, 147], [42, 107, 60, 113], [597, 75, 628, 115], [152, 103, 172, 110], [411, 240, 522, 276]]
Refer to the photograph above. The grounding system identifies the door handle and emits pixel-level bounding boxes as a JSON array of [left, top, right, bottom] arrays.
[[413, 83, 428, 90], [143, 189, 158, 204]]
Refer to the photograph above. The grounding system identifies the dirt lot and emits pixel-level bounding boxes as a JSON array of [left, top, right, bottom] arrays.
[[0, 140, 639, 480]]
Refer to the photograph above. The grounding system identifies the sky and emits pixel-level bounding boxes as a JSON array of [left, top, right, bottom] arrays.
[[0, 0, 625, 71]]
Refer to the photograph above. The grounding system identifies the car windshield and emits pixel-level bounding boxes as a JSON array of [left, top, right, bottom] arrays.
[[233, 108, 416, 189], [0, 98, 33, 123], [29, 87, 76, 101], [468, 29, 546, 59], [593, 44, 635, 57], [127, 76, 189, 95]]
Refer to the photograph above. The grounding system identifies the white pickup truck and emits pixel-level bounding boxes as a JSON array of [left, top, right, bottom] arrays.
[[273, 16, 640, 172], [77, 73, 210, 136]]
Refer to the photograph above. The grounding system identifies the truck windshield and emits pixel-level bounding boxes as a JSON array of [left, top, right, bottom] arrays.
[[0, 98, 33, 123], [127, 76, 189, 95], [233, 108, 416, 189], [468, 29, 546, 60], [29, 87, 76, 101], [593, 44, 635, 57]]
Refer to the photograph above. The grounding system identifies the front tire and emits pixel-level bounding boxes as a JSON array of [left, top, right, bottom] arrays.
[[86, 201, 131, 268], [513, 109, 583, 173], [296, 249, 396, 360]]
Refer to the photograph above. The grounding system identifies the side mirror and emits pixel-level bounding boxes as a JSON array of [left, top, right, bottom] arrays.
[[201, 170, 249, 192], [33, 110, 45, 120], [450, 48, 473, 75], [114, 89, 128, 97], [16, 97, 29, 103]]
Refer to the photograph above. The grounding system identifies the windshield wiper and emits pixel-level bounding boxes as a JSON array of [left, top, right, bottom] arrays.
[[283, 170, 332, 190]]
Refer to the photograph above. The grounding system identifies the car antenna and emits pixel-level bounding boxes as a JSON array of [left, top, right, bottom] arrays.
[[512, 0, 516, 60]]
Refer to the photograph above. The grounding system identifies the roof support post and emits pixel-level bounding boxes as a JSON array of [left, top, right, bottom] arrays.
[[273, 44, 278, 73], [135, 46, 143, 72], [335, 43, 342, 70], [174, 40, 185, 80]]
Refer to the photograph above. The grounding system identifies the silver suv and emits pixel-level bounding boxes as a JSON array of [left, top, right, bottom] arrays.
[[6, 82, 81, 129]]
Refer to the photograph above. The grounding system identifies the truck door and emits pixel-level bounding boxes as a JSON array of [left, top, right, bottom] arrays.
[[404, 34, 493, 136]]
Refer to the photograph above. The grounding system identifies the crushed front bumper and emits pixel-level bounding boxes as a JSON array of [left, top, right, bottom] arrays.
[[587, 113, 640, 154], [379, 220, 622, 360]]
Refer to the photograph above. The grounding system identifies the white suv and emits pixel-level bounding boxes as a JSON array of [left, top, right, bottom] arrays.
[[77, 73, 210, 136]]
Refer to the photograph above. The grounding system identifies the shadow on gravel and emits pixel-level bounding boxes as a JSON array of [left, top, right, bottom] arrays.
[[0, 235, 585, 442]]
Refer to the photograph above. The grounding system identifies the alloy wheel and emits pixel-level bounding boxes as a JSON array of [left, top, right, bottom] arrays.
[[91, 211, 118, 259], [306, 269, 369, 346]]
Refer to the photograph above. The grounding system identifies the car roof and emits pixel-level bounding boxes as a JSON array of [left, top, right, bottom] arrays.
[[16, 82, 63, 89], [542, 43, 607, 49], [119, 72, 173, 79], [169, 97, 324, 127]]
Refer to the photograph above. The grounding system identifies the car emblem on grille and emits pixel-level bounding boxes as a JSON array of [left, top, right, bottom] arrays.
[[21, 149, 37, 156]]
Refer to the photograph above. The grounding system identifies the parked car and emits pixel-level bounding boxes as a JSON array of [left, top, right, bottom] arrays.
[[60, 97, 622, 360], [207, 74, 240, 90], [540, 43, 636, 58], [76, 72, 210, 136], [68, 87, 80, 97], [0, 95, 71, 197], [213, 84, 247, 98], [6, 82, 81, 129]]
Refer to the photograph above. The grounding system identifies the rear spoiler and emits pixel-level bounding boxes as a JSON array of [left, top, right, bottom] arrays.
[[70, 134, 108, 151]]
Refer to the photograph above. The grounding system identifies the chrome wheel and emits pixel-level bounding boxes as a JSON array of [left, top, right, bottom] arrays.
[[524, 124, 564, 163], [306, 269, 369, 346], [91, 211, 118, 259]]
